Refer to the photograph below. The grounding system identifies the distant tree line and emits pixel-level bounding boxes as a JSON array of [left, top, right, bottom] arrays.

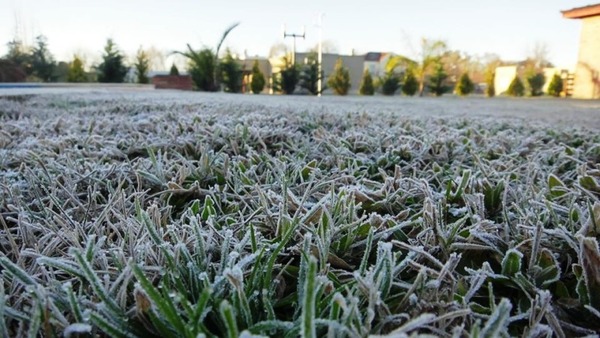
[[0, 36, 161, 85], [0, 29, 564, 97]]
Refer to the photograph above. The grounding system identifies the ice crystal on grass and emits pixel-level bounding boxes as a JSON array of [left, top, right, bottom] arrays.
[[1, 91, 600, 336]]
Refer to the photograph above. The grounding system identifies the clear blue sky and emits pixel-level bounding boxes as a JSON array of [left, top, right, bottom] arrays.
[[0, 0, 593, 69]]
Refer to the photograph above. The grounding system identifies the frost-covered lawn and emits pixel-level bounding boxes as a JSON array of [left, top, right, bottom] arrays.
[[1, 91, 600, 337]]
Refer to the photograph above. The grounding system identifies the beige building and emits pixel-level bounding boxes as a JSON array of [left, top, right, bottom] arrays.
[[563, 4, 600, 99]]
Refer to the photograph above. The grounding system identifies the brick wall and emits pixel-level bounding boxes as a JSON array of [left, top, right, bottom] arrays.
[[152, 75, 193, 91], [574, 16, 600, 99]]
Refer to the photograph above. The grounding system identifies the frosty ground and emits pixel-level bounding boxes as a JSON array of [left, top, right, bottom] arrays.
[[1, 90, 600, 337]]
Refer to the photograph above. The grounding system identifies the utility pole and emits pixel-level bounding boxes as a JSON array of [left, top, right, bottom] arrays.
[[316, 13, 324, 96], [283, 25, 305, 65]]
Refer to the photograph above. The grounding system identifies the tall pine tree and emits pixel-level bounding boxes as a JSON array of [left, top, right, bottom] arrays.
[[134, 47, 150, 84], [31, 35, 56, 82], [97, 39, 128, 83]]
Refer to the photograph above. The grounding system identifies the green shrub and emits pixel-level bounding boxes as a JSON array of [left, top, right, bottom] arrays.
[[96, 39, 128, 83], [327, 58, 351, 95], [379, 72, 400, 96], [402, 69, 418, 96], [428, 62, 448, 96], [250, 60, 266, 94], [507, 76, 525, 97], [219, 50, 242, 93], [359, 69, 375, 95], [455, 73, 474, 96], [547, 74, 563, 97], [527, 72, 545, 97]]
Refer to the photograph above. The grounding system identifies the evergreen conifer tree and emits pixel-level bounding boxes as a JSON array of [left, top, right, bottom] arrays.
[[67, 56, 87, 83], [250, 60, 266, 94], [97, 39, 128, 83], [402, 69, 418, 96], [455, 73, 474, 96], [379, 71, 400, 96], [169, 63, 180, 76], [485, 70, 496, 97], [428, 62, 448, 96], [219, 50, 242, 93], [298, 53, 322, 95], [527, 72, 545, 97], [327, 58, 351, 95], [31, 35, 56, 82], [5, 39, 32, 76], [134, 47, 150, 84], [275, 57, 299, 95], [359, 69, 375, 95], [507, 76, 525, 97], [547, 74, 563, 97]]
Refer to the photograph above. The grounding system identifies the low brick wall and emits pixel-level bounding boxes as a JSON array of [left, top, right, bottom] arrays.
[[152, 75, 193, 90]]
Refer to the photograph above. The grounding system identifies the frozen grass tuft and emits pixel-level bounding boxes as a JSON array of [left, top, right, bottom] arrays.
[[1, 92, 600, 336]]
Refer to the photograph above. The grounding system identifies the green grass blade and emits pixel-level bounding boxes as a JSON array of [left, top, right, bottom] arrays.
[[90, 312, 131, 338], [301, 256, 318, 338], [359, 227, 374, 275], [37, 257, 85, 280], [0, 256, 38, 287], [481, 298, 512, 338], [71, 249, 122, 316], [62, 282, 84, 323], [0, 283, 9, 338], [220, 300, 239, 338], [131, 263, 187, 336]]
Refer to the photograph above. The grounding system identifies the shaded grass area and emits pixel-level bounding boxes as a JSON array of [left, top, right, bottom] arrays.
[[1, 93, 600, 337]]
